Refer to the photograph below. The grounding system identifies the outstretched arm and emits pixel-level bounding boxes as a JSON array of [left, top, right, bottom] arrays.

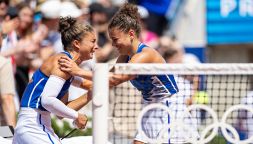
[[109, 73, 135, 87], [107, 48, 159, 86], [58, 55, 136, 88], [61, 91, 92, 112], [71, 76, 93, 90]]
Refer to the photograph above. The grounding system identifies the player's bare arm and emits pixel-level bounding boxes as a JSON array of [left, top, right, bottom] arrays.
[[60, 92, 91, 112], [67, 92, 92, 111], [80, 79, 93, 90], [129, 47, 165, 64], [108, 48, 164, 87]]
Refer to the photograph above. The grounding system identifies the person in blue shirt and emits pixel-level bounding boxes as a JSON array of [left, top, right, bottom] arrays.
[[12, 16, 97, 144]]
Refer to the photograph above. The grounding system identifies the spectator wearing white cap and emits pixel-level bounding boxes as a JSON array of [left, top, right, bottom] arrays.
[[39, 0, 63, 55], [60, 1, 82, 19], [60, 1, 90, 25], [40, 0, 61, 20]]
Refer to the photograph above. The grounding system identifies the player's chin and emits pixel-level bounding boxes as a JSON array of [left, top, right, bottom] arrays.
[[87, 55, 93, 60], [117, 49, 124, 54], [119, 51, 127, 55], [89, 53, 94, 59], [81, 55, 92, 61]]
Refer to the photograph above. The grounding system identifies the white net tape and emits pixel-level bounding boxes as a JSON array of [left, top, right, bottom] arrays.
[[113, 63, 253, 75]]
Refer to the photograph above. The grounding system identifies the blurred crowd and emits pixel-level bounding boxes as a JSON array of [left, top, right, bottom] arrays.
[[0, 0, 200, 127]]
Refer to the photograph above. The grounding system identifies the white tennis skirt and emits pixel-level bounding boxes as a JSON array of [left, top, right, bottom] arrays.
[[12, 108, 61, 144], [135, 94, 199, 143]]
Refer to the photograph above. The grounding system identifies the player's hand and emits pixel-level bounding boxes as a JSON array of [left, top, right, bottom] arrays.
[[58, 56, 82, 76], [74, 113, 88, 129]]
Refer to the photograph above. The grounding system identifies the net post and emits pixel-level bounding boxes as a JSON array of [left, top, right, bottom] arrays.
[[92, 63, 109, 144]]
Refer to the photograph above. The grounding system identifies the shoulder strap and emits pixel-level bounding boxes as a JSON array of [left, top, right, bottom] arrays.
[[126, 43, 147, 62], [136, 43, 147, 53], [61, 51, 73, 59]]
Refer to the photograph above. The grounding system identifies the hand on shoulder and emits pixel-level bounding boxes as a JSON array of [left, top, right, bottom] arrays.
[[58, 55, 83, 77]]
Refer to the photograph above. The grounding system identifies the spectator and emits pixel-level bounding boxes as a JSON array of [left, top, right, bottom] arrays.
[[138, 5, 159, 49], [39, 0, 62, 55], [0, 6, 19, 53], [0, 24, 16, 127], [60, 1, 84, 21], [0, 0, 9, 23], [71, 0, 90, 24], [130, 0, 171, 36], [89, 2, 109, 47], [162, 36, 209, 123], [89, 2, 118, 62], [0, 56, 16, 127], [0, 6, 20, 73], [160, 36, 199, 63], [0, 2, 35, 100]]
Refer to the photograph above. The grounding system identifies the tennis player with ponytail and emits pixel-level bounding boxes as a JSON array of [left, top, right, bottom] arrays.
[[12, 16, 97, 144]]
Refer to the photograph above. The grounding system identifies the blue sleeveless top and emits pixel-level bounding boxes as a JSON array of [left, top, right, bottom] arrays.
[[20, 51, 73, 111], [127, 43, 179, 101]]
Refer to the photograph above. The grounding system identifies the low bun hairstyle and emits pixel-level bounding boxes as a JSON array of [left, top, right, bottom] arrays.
[[59, 16, 94, 51], [108, 3, 141, 37]]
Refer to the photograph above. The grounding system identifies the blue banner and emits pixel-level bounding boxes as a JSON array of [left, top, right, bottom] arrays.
[[207, 0, 253, 44]]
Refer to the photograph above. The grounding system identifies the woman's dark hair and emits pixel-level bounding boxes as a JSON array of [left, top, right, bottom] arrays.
[[16, 2, 31, 13], [108, 3, 141, 37], [16, 2, 34, 36], [0, 0, 9, 6], [59, 16, 94, 51]]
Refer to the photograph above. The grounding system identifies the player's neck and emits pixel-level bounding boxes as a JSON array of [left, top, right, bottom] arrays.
[[129, 40, 141, 57], [69, 51, 82, 65]]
